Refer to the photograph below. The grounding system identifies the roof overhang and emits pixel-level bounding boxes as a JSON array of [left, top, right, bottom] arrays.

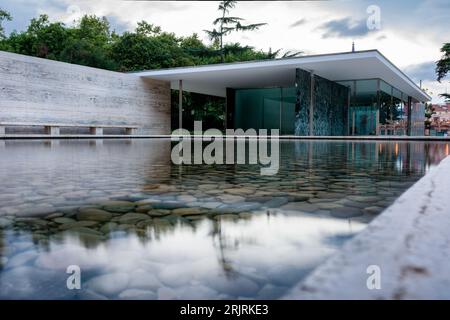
[[134, 50, 431, 102]]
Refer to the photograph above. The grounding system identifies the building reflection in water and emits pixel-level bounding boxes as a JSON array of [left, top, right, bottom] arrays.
[[0, 139, 449, 299]]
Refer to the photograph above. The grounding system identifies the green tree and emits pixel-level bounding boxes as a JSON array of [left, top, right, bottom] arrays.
[[204, 0, 266, 61], [436, 43, 450, 101], [111, 25, 194, 71], [3, 14, 69, 59], [0, 8, 11, 39], [59, 15, 117, 70]]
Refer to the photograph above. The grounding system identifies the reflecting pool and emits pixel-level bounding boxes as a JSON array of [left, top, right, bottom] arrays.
[[0, 139, 448, 299]]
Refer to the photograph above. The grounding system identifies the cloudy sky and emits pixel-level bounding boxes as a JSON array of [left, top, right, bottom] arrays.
[[0, 0, 449, 103]]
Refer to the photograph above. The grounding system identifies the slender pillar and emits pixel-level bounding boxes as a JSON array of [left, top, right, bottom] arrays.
[[226, 88, 235, 130], [309, 71, 315, 136], [179, 79, 183, 130], [376, 110, 380, 135], [406, 96, 412, 136], [352, 111, 356, 135]]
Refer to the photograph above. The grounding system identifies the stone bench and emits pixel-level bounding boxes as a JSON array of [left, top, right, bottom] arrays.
[[0, 122, 139, 136]]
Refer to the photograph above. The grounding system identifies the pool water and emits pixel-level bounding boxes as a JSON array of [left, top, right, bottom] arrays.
[[0, 139, 448, 299]]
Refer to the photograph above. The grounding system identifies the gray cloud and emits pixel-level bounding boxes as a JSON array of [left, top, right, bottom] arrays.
[[290, 18, 307, 28], [404, 61, 437, 82], [319, 17, 375, 39]]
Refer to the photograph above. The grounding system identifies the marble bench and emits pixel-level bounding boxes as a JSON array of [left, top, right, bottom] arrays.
[[0, 122, 139, 136]]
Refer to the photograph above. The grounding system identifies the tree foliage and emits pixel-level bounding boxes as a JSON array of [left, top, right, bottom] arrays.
[[436, 43, 450, 101], [204, 0, 267, 61], [0, 8, 302, 130], [0, 8, 11, 39]]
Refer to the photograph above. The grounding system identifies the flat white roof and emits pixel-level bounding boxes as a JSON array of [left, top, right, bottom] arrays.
[[135, 50, 431, 101]]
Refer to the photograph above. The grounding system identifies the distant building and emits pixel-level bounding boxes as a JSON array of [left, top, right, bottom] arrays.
[[432, 103, 450, 122]]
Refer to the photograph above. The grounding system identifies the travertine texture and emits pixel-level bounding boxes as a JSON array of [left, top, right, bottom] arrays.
[[284, 155, 450, 299], [0, 51, 171, 135]]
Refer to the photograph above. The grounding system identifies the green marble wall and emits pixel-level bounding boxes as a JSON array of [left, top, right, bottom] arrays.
[[294, 68, 311, 136], [295, 68, 348, 136]]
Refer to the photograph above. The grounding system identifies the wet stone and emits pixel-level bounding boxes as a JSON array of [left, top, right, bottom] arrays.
[[102, 201, 136, 213], [172, 207, 208, 216], [0, 217, 13, 228], [118, 213, 151, 224], [58, 221, 99, 230], [150, 202, 185, 210], [77, 208, 112, 222], [44, 213, 64, 220], [53, 217, 76, 224], [280, 202, 319, 213], [363, 206, 384, 215], [100, 222, 118, 233], [330, 207, 363, 218], [317, 202, 344, 210], [238, 212, 253, 219], [152, 218, 172, 228], [347, 195, 381, 203], [136, 220, 154, 229], [215, 214, 239, 221], [118, 289, 156, 300], [147, 209, 171, 217], [263, 197, 289, 208], [86, 273, 130, 296]]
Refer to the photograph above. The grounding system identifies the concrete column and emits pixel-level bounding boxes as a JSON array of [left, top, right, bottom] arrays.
[[45, 126, 60, 135], [179, 79, 183, 130], [309, 71, 315, 136], [89, 127, 103, 135]]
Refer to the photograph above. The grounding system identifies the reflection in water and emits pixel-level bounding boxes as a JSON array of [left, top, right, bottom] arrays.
[[0, 139, 448, 299]]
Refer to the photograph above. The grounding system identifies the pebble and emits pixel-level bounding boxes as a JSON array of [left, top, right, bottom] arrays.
[[44, 213, 64, 220], [118, 213, 151, 224], [347, 195, 381, 203], [280, 202, 318, 212], [147, 209, 171, 217], [77, 208, 112, 222], [58, 221, 99, 230], [172, 207, 208, 216], [6, 251, 38, 268], [118, 289, 156, 300], [264, 197, 289, 208], [363, 206, 384, 215], [330, 207, 363, 218], [0, 217, 13, 228], [100, 222, 118, 233], [53, 217, 76, 224], [86, 273, 130, 296]]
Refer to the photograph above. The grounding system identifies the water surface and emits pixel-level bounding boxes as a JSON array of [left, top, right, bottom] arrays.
[[0, 139, 448, 299]]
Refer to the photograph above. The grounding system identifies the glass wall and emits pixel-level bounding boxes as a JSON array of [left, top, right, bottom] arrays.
[[338, 79, 413, 136], [234, 87, 296, 135], [339, 79, 378, 135]]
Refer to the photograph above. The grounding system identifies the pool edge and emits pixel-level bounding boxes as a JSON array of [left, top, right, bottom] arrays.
[[283, 155, 450, 299]]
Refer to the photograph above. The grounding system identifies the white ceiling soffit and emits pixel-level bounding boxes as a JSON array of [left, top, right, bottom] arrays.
[[134, 50, 431, 101]]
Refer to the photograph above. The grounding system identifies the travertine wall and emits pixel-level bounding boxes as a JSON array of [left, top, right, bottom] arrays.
[[0, 51, 171, 135]]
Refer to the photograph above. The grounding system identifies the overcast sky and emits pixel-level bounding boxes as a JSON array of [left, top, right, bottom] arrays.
[[0, 0, 449, 103]]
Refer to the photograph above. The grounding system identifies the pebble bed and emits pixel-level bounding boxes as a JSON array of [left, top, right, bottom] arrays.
[[0, 139, 447, 299]]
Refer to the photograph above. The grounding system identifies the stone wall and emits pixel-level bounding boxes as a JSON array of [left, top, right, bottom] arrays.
[[0, 51, 171, 135], [295, 68, 348, 136]]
